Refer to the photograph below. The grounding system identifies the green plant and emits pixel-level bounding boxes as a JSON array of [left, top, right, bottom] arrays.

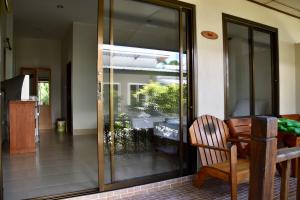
[[38, 82, 50, 105], [168, 60, 179, 65], [135, 81, 182, 114], [114, 113, 131, 130]]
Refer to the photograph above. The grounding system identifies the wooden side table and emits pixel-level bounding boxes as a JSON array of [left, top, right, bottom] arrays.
[[279, 132, 300, 177], [9, 100, 36, 154]]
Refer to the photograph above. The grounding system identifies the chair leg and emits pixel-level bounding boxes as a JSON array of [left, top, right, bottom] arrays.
[[193, 170, 207, 188], [230, 145, 238, 200], [230, 181, 237, 200], [280, 160, 291, 200]]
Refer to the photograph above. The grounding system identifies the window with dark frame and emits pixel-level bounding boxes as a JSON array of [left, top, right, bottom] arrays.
[[223, 14, 279, 118], [128, 83, 146, 107]]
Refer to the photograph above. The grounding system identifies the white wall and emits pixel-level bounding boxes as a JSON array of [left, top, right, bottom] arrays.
[[182, 0, 300, 119], [72, 22, 98, 130], [15, 37, 62, 125], [296, 43, 300, 114], [0, 15, 5, 81], [0, 13, 14, 81], [5, 14, 14, 79]]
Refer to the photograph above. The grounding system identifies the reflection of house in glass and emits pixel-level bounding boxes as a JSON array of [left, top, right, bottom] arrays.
[[103, 45, 187, 155]]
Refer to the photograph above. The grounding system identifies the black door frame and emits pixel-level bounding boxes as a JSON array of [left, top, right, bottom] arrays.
[[66, 62, 73, 134], [222, 13, 279, 118]]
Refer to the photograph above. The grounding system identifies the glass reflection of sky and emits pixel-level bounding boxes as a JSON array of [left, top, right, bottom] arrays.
[[102, 44, 187, 72]]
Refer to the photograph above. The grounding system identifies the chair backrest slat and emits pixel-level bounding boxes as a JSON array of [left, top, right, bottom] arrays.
[[189, 115, 229, 166], [206, 116, 223, 162], [197, 118, 213, 165], [218, 119, 230, 160], [189, 123, 208, 166], [212, 117, 228, 161], [201, 116, 218, 164]]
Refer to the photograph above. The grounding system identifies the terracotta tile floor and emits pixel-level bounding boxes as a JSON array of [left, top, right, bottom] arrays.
[[128, 176, 297, 200]]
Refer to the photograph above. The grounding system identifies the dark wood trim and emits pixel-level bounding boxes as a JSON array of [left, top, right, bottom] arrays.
[[274, 30, 280, 116], [108, 0, 116, 184], [186, 6, 197, 174], [27, 188, 99, 200], [97, 0, 105, 192], [66, 62, 73, 134], [140, 0, 195, 10], [222, 16, 229, 118], [0, 88, 2, 199], [222, 13, 278, 33], [249, 27, 254, 116], [178, 7, 184, 174], [249, 116, 278, 199], [222, 13, 279, 119], [247, 0, 300, 20]]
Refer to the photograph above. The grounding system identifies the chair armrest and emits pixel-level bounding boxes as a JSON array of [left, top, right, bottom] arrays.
[[277, 146, 300, 163], [192, 143, 229, 152]]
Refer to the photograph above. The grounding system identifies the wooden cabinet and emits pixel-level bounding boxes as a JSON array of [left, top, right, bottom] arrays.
[[9, 101, 36, 154]]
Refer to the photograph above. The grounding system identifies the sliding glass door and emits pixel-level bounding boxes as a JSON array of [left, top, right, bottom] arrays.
[[223, 14, 279, 118], [97, 0, 195, 190]]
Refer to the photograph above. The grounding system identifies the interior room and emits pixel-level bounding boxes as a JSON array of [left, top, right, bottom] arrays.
[[0, 0, 193, 199], [1, 1, 99, 199]]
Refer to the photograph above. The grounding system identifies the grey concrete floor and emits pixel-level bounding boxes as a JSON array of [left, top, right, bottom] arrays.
[[3, 131, 180, 200]]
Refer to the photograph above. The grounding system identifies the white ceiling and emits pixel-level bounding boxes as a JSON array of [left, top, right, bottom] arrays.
[[12, 0, 180, 51], [251, 0, 300, 18], [13, 0, 98, 39]]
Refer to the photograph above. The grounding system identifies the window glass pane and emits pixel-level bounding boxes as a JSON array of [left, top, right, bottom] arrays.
[[227, 22, 251, 117], [129, 84, 145, 107], [253, 30, 272, 115]]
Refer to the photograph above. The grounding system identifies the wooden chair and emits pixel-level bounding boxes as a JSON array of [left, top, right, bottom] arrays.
[[226, 117, 252, 158], [189, 115, 250, 200]]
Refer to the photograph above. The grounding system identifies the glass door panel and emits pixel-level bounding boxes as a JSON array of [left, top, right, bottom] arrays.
[[101, 0, 193, 186]]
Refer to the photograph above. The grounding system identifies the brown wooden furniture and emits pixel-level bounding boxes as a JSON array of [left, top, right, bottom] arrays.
[[249, 116, 300, 200], [280, 114, 300, 121], [226, 117, 252, 158], [249, 117, 277, 200], [279, 114, 300, 177], [277, 147, 300, 200], [227, 117, 287, 158], [189, 115, 249, 200], [9, 101, 36, 154], [21, 67, 52, 130]]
